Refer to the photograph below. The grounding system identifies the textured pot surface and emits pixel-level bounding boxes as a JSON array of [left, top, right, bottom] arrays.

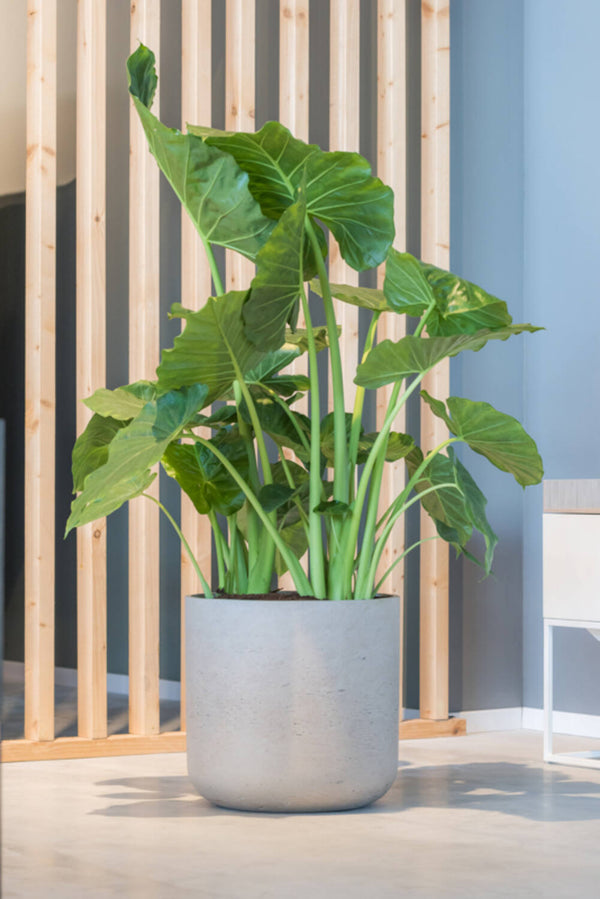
[[185, 595, 400, 813]]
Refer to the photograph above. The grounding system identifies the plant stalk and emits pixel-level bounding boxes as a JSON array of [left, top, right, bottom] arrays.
[[305, 217, 348, 503], [143, 493, 212, 597], [300, 285, 326, 598]]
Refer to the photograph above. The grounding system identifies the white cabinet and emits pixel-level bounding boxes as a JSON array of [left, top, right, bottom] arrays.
[[543, 479, 600, 769]]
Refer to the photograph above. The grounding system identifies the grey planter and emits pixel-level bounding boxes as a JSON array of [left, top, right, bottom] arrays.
[[185, 594, 400, 813]]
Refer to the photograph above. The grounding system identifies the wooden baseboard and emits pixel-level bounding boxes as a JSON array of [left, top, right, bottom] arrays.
[[398, 717, 467, 740], [2, 718, 466, 762], [1, 731, 186, 763]]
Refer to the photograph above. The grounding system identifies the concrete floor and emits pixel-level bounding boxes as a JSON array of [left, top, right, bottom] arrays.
[[3, 730, 600, 898]]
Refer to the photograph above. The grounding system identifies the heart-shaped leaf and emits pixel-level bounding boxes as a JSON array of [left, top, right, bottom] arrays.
[[66, 384, 208, 533], [157, 293, 266, 400], [128, 45, 274, 261], [421, 262, 513, 335], [244, 196, 306, 351], [189, 120, 395, 271], [357, 431, 415, 464], [355, 324, 541, 389], [162, 429, 248, 517], [71, 414, 127, 493], [83, 381, 156, 421], [258, 483, 297, 513], [420, 392, 544, 487], [383, 250, 433, 315]]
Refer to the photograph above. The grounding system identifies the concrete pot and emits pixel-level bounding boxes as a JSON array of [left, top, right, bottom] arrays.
[[185, 594, 400, 813]]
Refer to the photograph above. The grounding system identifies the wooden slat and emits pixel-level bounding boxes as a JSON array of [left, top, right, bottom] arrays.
[[278, 0, 310, 590], [376, 0, 407, 718], [398, 716, 465, 741], [128, 0, 161, 736], [419, 0, 450, 721], [225, 0, 256, 292], [24, 0, 57, 743], [279, 0, 309, 418], [1, 732, 186, 763], [328, 0, 360, 409], [180, 0, 213, 727], [76, 0, 107, 740]]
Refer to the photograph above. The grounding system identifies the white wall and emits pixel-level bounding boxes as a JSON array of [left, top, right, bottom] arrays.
[[0, 0, 76, 197]]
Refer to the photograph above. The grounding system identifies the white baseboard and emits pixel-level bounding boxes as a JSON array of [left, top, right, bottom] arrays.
[[523, 706, 600, 740], [402, 706, 522, 733], [457, 707, 523, 733], [3, 660, 181, 702], [402, 705, 600, 737]]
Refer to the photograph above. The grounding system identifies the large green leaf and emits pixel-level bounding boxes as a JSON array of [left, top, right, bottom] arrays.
[[188, 120, 395, 271], [382, 250, 514, 334], [72, 414, 127, 493], [246, 399, 312, 464], [450, 452, 498, 574], [162, 429, 248, 517], [356, 431, 415, 464], [355, 324, 541, 389], [383, 250, 433, 315], [320, 412, 353, 466], [243, 349, 310, 399], [406, 449, 471, 546], [244, 197, 306, 351], [127, 45, 273, 261], [83, 381, 156, 421], [311, 279, 391, 313], [421, 392, 544, 487], [421, 262, 513, 335], [66, 384, 208, 532], [156, 293, 266, 400], [407, 447, 498, 575]]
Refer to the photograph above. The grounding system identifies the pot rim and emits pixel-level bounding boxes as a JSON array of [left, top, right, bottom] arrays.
[[186, 592, 397, 603]]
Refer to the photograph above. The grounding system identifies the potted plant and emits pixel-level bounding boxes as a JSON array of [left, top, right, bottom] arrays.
[[66, 45, 543, 813]]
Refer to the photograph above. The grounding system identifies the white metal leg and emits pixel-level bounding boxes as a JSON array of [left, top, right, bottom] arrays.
[[543, 618, 600, 769], [543, 621, 553, 759]]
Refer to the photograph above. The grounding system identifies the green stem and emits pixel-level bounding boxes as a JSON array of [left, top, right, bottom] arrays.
[[349, 311, 380, 477], [343, 373, 426, 597], [209, 510, 227, 588], [236, 377, 273, 487], [227, 514, 248, 593], [414, 297, 437, 338], [364, 482, 460, 597], [300, 285, 326, 598], [353, 443, 389, 597], [232, 380, 261, 580], [200, 236, 224, 297], [192, 434, 313, 595], [305, 217, 348, 503], [143, 493, 212, 597], [373, 536, 439, 596]]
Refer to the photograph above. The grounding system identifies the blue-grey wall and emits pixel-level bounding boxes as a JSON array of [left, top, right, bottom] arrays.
[[452, 0, 600, 715], [450, 0, 526, 712], [522, 0, 600, 713]]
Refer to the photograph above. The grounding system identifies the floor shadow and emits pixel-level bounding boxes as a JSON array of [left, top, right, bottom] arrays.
[[93, 760, 600, 823], [1, 680, 180, 740]]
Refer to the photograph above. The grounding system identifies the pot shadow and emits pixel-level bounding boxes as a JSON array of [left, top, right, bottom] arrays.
[[92, 760, 600, 823]]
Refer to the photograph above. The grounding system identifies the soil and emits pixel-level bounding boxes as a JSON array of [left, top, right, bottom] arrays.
[[215, 590, 324, 601]]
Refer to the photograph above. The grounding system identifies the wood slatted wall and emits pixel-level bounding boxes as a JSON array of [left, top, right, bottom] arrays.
[[4, 0, 460, 763]]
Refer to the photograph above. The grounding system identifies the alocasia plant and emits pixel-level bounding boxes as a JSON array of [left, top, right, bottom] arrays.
[[65, 45, 543, 600]]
